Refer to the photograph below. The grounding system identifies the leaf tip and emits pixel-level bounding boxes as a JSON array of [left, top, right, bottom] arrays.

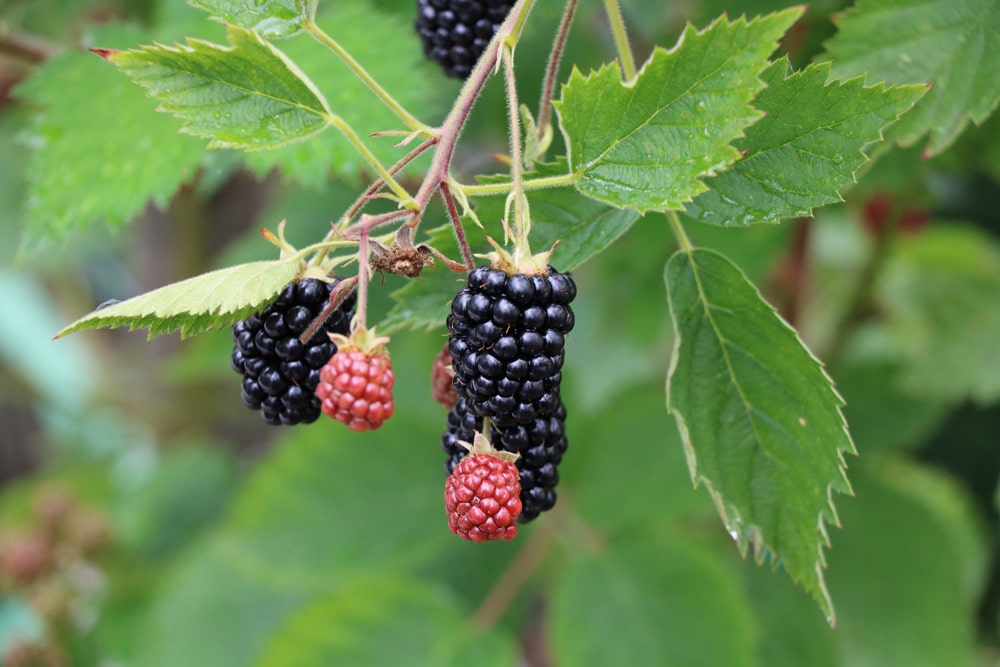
[[89, 48, 119, 61]]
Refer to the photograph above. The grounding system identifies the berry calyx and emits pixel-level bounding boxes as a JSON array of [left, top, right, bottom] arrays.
[[444, 433, 522, 542], [431, 343, 457, 409], [316, 327, 395, 432]]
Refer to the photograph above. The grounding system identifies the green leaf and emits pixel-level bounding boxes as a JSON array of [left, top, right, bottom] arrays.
[[14, 23, 206, 246], [822, 0, 1000, 156], [826, 459, 985, 667], [685, 59, 926, 226], [255, 579, 514, 667], [108, 25, 331, 150], [879, 224, 1000, 405], [554, 8, 804, 213], [549, 535, 756, 667], [188, 0, 309, 38], [56, 258, 300, 339], [664, 247, 854, 622]]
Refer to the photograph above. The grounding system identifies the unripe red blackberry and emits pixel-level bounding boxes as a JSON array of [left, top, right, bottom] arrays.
[[316, 347, 395, 432], [415, 0, 516, 79], [431, 343, 458, 409], [447, 265, 575, 428], [445, 433, 522, 541], [443, 396, 567, 523], [231, 277, 355, 425]]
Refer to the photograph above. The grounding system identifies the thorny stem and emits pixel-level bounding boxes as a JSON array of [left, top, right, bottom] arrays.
[[324, 114, 419, 210], [337, 137, 437, 232], [537, 0, 578, 144], [667, 210, 695, 252], [335, 0, 538, 245], [311, 136, 438, 267], [602, 0, 637, 81], [408, 0, 538, 235], [304, 20, 429, 134], [313, 0, 538, 315], [439, 181, 476, 270]]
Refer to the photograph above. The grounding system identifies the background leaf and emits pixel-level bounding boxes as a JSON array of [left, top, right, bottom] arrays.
[[685, 59, 926, 226], [825, 459, 986, 667], [255, 579, 514, 667], [14, 22, 206, 248], [555, 8, 803, 213], [188, 0, 309, 39], [56, 258, 300, 339], [108, 25, 331, 150], [664, 247, 854, 621], [879, 224, 1000, 405], [549, 535, 756, 667], [822, 0, 1000, 155]]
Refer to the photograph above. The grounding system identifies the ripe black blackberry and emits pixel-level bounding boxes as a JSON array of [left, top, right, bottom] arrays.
[[443, 263, 575, 521], [443, 396, 568, 522], [447, 265, 575, 429], [415, 0, 516, 79], [231, 278, 355, 425]]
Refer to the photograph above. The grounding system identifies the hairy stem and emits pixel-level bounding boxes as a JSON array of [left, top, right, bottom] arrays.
[[602, 0, 636, 81], [503, 46, 530, 255], [335, 137, 437, 233], [537, 0, 577, 144], [440, 181, 476, 270], [324, 113, 419, 210], [355, 229, 372, 330], [305, 20, 428, 134], [457, 172, 578, 198], [408, 0, 538, 233]]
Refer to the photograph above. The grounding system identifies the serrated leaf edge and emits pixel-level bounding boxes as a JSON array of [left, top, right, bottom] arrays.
[[56, 258, 301, 340], [664, 247, 856, 624], [108, 25, 333, 151]]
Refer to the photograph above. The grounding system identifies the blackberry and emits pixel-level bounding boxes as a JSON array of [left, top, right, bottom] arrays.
[[447, 265, 575, 428], [443, 396, 567, 523], [415, 0, 516, 79], [231, 278, 355, 425]]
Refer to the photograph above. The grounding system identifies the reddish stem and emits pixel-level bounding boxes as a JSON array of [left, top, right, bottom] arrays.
[[440, 181, 476, 270]]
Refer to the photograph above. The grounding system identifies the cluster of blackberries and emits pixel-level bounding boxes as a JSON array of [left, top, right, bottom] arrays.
[[443, 265, 575, 522], [415, 0, 516, 79], [231, 278, 355, 425]]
